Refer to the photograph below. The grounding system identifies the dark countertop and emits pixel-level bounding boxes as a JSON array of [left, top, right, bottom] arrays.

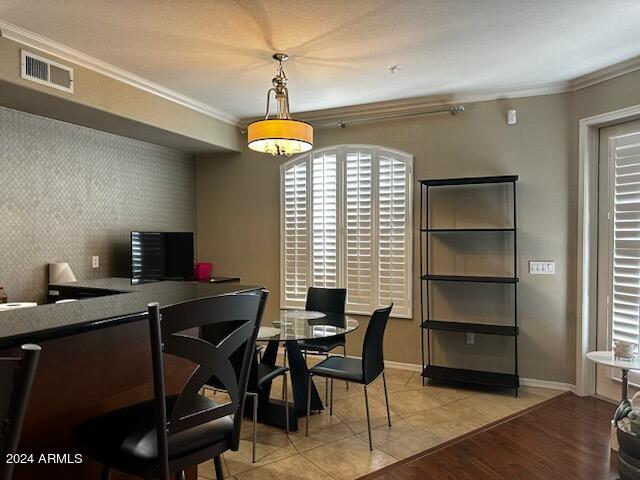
[[0, 278, 260, 349]]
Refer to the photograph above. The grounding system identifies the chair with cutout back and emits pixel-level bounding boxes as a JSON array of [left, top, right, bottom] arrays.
[[73, 291, 267, 480]]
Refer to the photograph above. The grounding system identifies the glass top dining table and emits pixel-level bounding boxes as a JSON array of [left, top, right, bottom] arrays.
[[253, 309, 360, 431], [258, 310, 359, 342]]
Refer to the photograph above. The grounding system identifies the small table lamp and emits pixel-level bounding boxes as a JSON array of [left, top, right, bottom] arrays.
[[49, 263, 77, 284]]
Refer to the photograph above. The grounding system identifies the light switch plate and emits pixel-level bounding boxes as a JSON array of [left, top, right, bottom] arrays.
[[465, 332, 475, 344], [92, 256, 99, 269], [529, 260, 555, 274]]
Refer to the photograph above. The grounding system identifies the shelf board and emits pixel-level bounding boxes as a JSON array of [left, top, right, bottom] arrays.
[[421, 274, 518, 284], [420, 175, 518, 186], [421, 365, 519, 389], [421, 228, 516, 233], [421, 320, 518, 336]]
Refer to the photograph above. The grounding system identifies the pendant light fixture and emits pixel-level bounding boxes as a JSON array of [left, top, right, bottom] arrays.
[[247, 53, 313, 156]]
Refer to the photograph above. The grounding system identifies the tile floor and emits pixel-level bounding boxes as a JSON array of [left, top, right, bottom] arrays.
[[198, 356, 563, 480]]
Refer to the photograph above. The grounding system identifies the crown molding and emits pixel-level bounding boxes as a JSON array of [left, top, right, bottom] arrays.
[[568, 54, 640, 92], [243, 55, 640, 127], [0, 20, 240, 126], [286, 81, 571, 127], [2, 19, 639, 129]]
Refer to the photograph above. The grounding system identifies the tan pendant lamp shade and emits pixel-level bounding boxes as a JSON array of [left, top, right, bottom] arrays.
[[247, 53, 313, 156], [247, 119, 313, 156]]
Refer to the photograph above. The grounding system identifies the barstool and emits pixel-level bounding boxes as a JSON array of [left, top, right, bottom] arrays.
[[73, 292, 267, 480]]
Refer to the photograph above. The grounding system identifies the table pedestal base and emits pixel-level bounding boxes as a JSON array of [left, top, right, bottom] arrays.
[[247, 339, 324, 431]]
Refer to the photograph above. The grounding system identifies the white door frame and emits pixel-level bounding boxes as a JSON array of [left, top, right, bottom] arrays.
[[576, 103, 640, 396]]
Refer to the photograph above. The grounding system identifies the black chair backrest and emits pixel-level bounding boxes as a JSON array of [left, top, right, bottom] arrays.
[[0, 344, 41, 480], [148, 290, 267, 480], [305, 287, 346, 314], [362, 304, 393, 384]]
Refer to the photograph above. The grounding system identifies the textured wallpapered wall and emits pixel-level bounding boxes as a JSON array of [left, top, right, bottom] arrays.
[[0, 106, 196, 303]]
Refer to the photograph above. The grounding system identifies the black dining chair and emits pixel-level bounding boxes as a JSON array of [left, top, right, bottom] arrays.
[[306, 304, 393, 451], [73, 291, 267, 480], [296, 287, 348, 399], [203, 341, 289, 463], [0, 343, 41, 480]]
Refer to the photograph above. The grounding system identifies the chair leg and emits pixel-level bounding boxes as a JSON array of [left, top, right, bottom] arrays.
[[250, 392, 258, 463], [343, 344, 349, 390], [284, 372, 290, 433], [325, 353, 329, 404], [282, 348, 288, 399], [382, 371, 391, 427], [364, 384, 373, 451], [325, 378, 329, 404], [100, 466, 111, 480], [175, 472, 186, 480], [306, 374, 312, 437], [213, 456, 224, 480], [330, 378, 334, 416]]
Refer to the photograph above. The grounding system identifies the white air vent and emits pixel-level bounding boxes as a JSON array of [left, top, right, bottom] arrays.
[[21, 50, 74, 93]]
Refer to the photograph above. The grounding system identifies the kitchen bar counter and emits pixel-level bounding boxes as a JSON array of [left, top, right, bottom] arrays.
[[1, 278, 259, 480], [0, 277, 252, 349]]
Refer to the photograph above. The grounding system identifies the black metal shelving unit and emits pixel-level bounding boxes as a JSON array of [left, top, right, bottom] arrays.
[[419, 175, 519, 395]]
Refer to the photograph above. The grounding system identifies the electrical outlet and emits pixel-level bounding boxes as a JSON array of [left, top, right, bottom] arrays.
[[92, 256, 99, 269], [529, 260, 556, 274], [465, 332, 475, 344]]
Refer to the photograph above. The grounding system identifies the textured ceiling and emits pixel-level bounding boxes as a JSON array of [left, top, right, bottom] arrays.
[[1, 0, 640, 120]]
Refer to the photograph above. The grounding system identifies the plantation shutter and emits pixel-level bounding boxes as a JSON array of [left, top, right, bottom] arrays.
[[612, 131, 640, 351], [281, 160, 309, 307], [312, 149, 338, 288], [378, 150, 412, 317], [280, 146, 413, 317], [344, 149, 374, 313]]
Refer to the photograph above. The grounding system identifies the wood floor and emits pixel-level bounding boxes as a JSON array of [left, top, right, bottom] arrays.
[[362, 394, 619, 480]]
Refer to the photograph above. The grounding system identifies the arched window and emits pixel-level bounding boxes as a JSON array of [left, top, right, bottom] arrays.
[[280, 145, 413, 318]]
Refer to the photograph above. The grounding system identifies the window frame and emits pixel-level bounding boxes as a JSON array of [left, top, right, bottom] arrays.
[[279, 144, 413, 318]]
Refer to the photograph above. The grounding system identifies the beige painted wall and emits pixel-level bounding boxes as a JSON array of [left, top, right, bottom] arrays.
[[197, 93, 572, 382], [0, 36, 243, 153], [196, 70, 640, 385]]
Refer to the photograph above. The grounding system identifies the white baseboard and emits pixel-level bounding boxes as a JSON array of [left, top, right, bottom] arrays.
[[592, 393, 619, 405], [519, 377, 576, 393], [379, 359, 421, 372], [382, 363, 576, 393], [380, 359, 576, 393], [273, 348, 575, 393]]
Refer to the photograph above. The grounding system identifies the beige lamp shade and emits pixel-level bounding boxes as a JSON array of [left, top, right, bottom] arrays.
[[49, 263, 77, 283], [247, 119, 313, 156]]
